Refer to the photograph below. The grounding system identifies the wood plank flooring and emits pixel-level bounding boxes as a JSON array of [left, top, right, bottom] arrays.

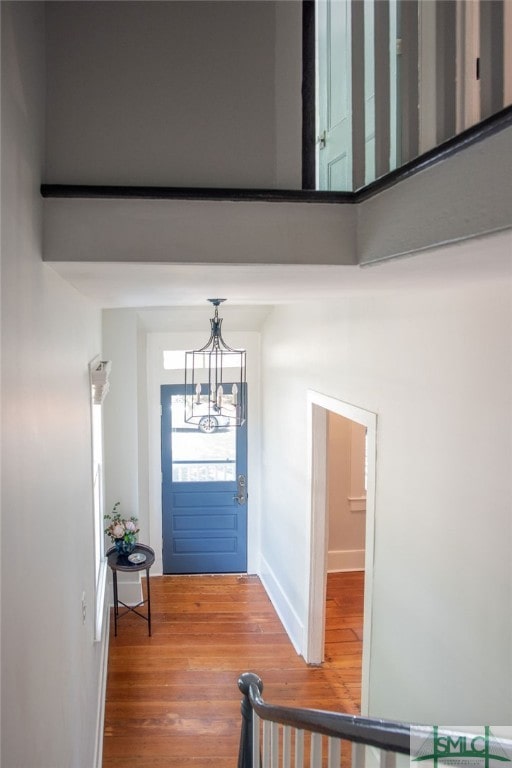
[[102, 571, 363, 768]]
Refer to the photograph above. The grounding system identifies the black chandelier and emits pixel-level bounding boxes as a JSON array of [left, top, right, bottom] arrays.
[[184, 299, 246, 428]]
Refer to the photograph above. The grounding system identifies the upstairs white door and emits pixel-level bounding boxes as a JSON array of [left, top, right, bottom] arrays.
[[364, 0, 375, 184], [317, 0, 353, 190]]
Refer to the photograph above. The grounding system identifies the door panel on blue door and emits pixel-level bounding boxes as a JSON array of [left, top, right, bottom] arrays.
[[161, 385, 247, 574]]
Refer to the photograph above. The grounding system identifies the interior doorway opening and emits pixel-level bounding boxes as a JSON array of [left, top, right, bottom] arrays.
[[323, 412, 367, 713], [305, 391, 377, 716]]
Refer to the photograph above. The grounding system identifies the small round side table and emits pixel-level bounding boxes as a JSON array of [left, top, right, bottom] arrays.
[[106, 543, 155, 637]]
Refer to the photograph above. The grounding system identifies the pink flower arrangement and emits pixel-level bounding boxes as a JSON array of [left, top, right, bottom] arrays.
[[104, 502, 140, 545]]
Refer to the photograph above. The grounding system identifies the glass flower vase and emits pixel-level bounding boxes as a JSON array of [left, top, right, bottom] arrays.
[[114, 538, 136, 556]]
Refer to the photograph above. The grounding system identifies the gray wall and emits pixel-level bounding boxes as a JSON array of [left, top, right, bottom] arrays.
[[45, 0, 302, 189]]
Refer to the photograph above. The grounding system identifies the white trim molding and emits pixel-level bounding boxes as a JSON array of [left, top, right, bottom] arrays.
[[107, 574, 143, 608], [347, 495, 367, 513], [94, 558, 108, 642], [259, 555, 304, 656], [305, 390, 377, 716], [90, 358, 112, 405], [93, 597, 110, 768], [327, 548, 365, 572]]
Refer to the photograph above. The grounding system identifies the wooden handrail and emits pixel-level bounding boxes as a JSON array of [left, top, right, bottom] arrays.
[[40, 105, 512, 205], [237, 672, 512, 768], [237, 671, 410, 761]]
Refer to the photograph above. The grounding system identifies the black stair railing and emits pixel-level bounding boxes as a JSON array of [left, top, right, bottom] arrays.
[[237, 672, 512, 768], [238, 672, 410, 768]]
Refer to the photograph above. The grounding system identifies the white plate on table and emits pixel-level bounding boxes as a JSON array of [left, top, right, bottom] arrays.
[[128, 552, 146, 564]]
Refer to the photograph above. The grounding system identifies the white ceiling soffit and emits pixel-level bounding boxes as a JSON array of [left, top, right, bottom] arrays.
[[47, 229, 512, 311], [135, 305, 274, 333]]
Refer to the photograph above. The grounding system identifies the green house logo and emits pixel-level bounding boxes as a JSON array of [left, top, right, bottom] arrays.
[[411, 726, 512, 767]]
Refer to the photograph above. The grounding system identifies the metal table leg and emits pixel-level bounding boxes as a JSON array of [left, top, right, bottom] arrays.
[[146, 566, 152, 636], [112, 570, 119, 637]]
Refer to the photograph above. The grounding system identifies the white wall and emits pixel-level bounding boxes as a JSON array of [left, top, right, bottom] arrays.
[[358, 124, 512, 265], [43, 197, 357, 267], [260, 262, 512, 723], [275, 0, 302, 189], [1, 4, 106, 766], [103, 311, 141, 524], [327, 414, 366, 571], [42, 123, 512, 270], [102, 311, 145, 604], [45, 0, 302, 189]]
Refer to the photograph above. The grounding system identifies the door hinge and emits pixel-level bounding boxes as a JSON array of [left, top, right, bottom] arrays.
[[396, 38, 402, 55], [317, 130, 327, 150], [476, 57, 480, 81]]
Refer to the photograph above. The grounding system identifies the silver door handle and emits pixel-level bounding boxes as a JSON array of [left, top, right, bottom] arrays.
[[234, 474, 247, 505]]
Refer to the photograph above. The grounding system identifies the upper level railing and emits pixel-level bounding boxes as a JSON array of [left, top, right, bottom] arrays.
[[310, 0, 512, 192], [40, 2, 512, 205], [237, 672, 512, 768]]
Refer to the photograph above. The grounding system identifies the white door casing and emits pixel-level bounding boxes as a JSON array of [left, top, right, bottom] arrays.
[[305, 390, 376, 716]]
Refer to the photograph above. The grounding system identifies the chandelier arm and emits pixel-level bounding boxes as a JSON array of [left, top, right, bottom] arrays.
[[217, 340, 244, 352], [184, 299, 247, 427], [193, 333, 216, 353]]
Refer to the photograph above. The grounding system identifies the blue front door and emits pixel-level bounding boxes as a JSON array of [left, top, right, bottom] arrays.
[[161, 384, 248, 574]]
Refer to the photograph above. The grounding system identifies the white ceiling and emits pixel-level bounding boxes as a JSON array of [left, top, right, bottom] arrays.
[[47, 229, 512, 314]]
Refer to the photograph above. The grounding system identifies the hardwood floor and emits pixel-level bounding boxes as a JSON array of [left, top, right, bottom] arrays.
[[102, 571, 364, 767]]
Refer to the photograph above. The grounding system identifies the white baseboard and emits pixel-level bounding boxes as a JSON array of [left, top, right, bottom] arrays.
[[93, 598, 110, 768], [259, 555, 304, 656], [327, 549, 365, 572], [95, 574, 141, 767], [108, 573, 143, 606]]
